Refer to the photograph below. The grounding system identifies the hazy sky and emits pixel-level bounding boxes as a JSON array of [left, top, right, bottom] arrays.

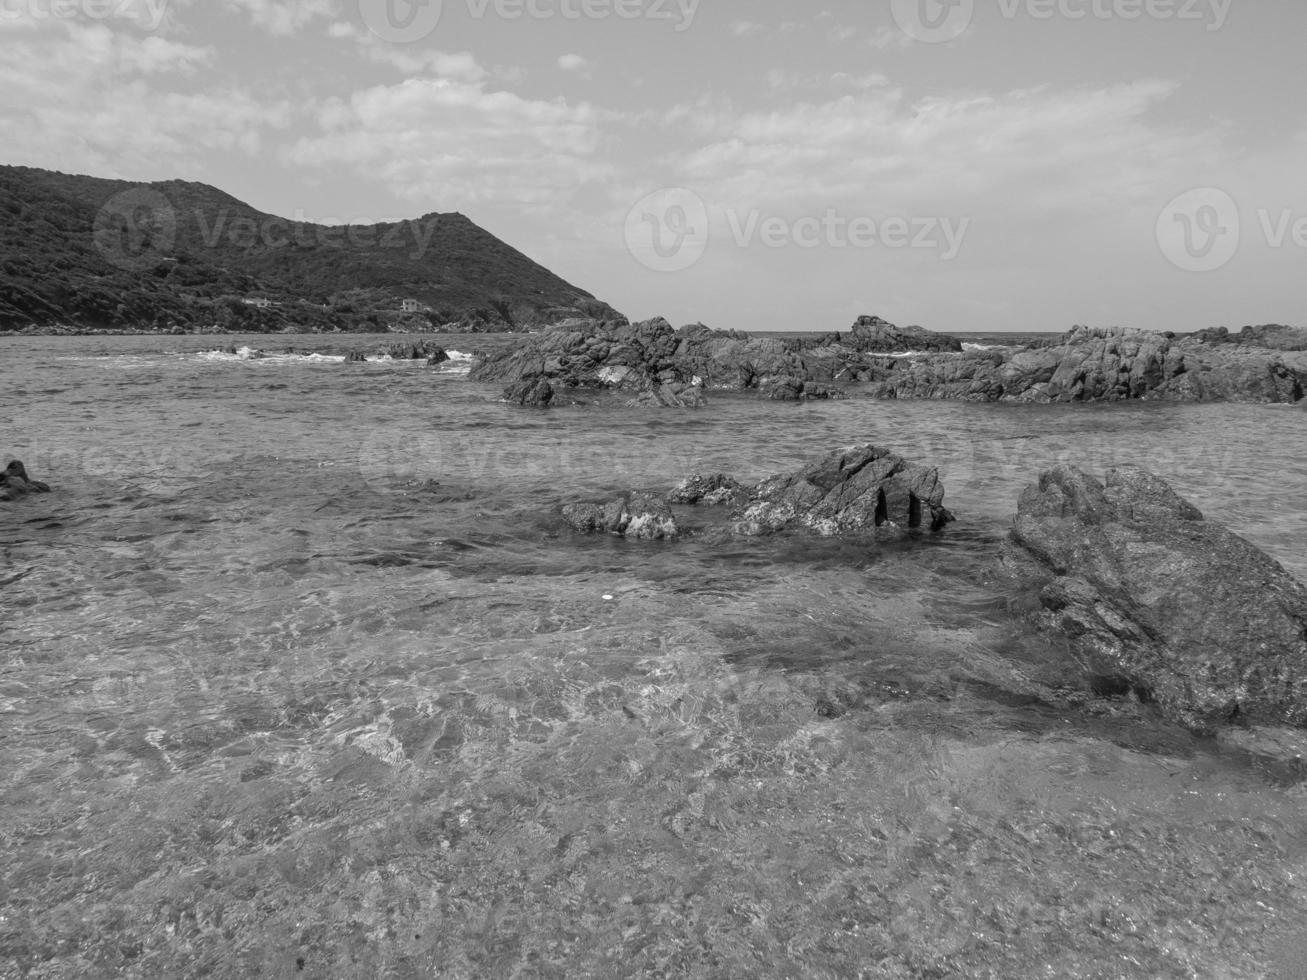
[[2, 0, 1304, 332]]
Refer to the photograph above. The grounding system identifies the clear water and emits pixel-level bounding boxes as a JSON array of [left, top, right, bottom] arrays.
[[3, 334, 1307, 979]]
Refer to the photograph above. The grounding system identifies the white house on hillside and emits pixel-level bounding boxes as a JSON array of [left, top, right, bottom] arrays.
[[401, 299, 420, 313]]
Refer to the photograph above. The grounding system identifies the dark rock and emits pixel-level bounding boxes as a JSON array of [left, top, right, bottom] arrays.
[[846, 315, 964, 353], [1191, 324, 1307, 351], [729, 445, 954, 537], [562, 492, 678, 540], [758, 376, 845, 401], [427, 350, 450, 366], [344, 350, 368, 363], [1003, 465, 1307, 732], [668, 474, 745, 506], [0, 460, 51, 500], [503, 376, 554, 407]]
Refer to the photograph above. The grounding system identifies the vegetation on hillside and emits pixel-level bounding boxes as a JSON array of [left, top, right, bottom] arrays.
[[0, 165, 620, 334]]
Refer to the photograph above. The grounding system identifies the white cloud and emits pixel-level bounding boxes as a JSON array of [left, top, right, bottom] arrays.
[[287, 78, 619, 213], [557, 53, 590, 77], [222, 0, 338, 36]]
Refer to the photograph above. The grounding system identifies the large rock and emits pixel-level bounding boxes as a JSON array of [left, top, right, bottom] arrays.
[[503, 376, 554, 407], [562, 493, 678, 540], [1004, 465, 1307, 732], [727, 445, 954, 537], [0, 460, 50, 501]]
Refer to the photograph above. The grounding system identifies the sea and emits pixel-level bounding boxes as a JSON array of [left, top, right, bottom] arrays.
[[3, 332, 1306, 979]]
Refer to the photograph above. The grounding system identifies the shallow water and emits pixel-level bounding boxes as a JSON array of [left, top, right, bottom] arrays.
[[3, 333, 1307, 978]]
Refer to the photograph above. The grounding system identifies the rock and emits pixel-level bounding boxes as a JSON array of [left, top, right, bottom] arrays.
[[427, 349, 450, 366], [0, 460, 51, 500], [729, 445, 954, 537], [344, 350, 368, 363], [758, 376, 845, 401], [846, 315, 964, 353], [624, 380, 707, 408], [562, 492, 678, 540], [667, 474, 745, 506], [1003, 465, 1307, 732], [503, 376, 554, 407], [1191, 324, 1307, 351]]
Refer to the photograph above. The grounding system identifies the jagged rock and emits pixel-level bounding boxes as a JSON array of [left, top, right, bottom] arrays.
[[1191, 324, 1307, 351], [0, 460, 51, 501], [427, 350, 450, 366], [846, 315, 964, 353], [503, 377, 554, 407], [729, 445, 954, 537], [667, 474, 745, 506], [562, 493, 678, 540], [1003, 465, 1307, 733], [344, 350, 368, 363]]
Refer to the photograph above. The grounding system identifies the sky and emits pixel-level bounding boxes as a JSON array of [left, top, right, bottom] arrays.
[[1, 0, 1305, 333]]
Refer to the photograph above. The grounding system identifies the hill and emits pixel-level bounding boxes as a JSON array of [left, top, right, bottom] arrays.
[[0, 165, 622, 334]]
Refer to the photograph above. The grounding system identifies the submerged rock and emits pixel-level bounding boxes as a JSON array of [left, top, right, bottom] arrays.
[[1003, 465, 1307, 732], [0, 460, 51, 500], [729, 444, 954, 537], [562, 493, 678, 540]]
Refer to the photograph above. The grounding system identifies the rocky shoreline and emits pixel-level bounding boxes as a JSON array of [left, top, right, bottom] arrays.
[[471, 315, 1307, 405]]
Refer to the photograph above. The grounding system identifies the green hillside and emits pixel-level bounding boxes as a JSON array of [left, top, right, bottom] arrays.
[[0, 165, 621, 334]]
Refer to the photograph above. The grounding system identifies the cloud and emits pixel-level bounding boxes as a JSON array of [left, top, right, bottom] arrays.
[[286, 77, 619, 214], [221, 0, 339, 36], [655, 80, 1214, 224], [0, 19, 290, 176], [557, 53, 590, 77]]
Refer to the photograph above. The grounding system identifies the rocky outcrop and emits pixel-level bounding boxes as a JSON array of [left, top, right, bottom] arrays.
[[0, 460, 50, 501], [846, 315, 964, 354], [473, 318, 1304, 405], [866, 326, 1304, 404], [1190, 324, 1307, 351], [503, 376, 554, 407], [1003, 465, 1307, 733], [563, 446, 953, 543], [562, 493, 678, 540], [728, 445, 954, 536]]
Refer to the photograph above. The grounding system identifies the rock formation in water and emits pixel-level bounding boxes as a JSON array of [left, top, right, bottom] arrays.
[[471, 317, 1304, 405], [562, 493, 679, 540], [726, 445, 954, 537], [503, 377, 555, 407], [563, 445, 953, 542], [0, 460, 51, 501], [1003, 465, 1307, 733]]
